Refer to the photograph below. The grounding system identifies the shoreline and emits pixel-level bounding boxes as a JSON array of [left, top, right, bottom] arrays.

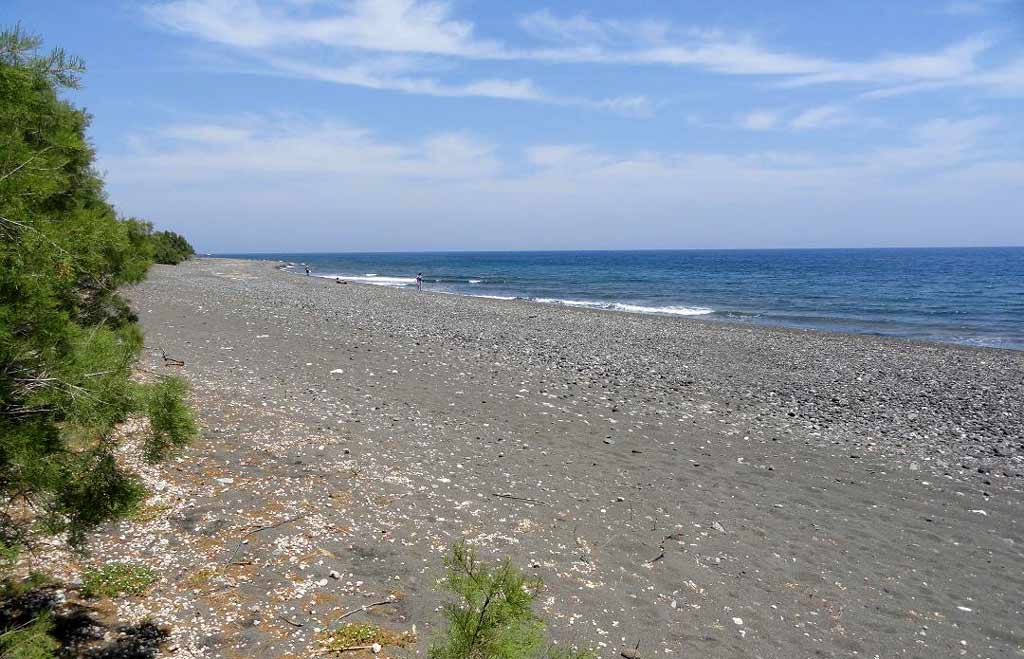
[[259, 256, 1021, 356], [33, 256, 1019, 658]]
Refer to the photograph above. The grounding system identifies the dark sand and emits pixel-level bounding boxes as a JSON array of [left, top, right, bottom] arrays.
[[51, 257, 1022, 658]]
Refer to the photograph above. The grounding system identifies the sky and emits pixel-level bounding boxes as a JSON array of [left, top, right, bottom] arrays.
[[4, 1, 1024, 252]]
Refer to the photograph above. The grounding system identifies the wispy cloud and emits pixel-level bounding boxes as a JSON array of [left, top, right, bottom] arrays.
[[789, 105, 850, 130], [104, 113, 1024, 250], [738, 110, 782, 131], [941, 0, 1015, 15], [735, 105, 852, 131], [144, 0, 652, 112], [144, 0, 1024, 109]]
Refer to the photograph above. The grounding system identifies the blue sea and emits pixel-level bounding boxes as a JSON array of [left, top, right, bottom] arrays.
[[222, 248, 1024, 351]]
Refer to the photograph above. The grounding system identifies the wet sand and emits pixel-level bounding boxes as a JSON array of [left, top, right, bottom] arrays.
[[43, 257, 1023, 658]]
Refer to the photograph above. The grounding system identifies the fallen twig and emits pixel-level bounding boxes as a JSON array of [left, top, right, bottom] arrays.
[[491, 492, 548, 505], [330, 598, 394, 624], [225, 513, 308, 563], [277, 615, 304, 628], [242, 512, 307, 537]]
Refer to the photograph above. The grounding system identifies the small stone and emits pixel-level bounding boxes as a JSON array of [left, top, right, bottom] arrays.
[[732, 617, 743, 625], [329, 570, 341, 579], [371, 643, 382, 654]]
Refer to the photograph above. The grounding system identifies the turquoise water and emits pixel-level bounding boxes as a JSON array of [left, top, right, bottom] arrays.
[[223, 248, 1024, 351]]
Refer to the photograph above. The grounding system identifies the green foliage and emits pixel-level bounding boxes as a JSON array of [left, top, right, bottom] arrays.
[[150, 230, 194, 265], [546, 648, 599, 659], [0, 613, 58, 659], [319, 623, 416, 652], [145, 377, 197, 462], [430, 543, 598, 659], [81, 562, 156, 599], [429, 542, 545, 659], [0, 573, 60, 659], [0, 24, 196, 550]]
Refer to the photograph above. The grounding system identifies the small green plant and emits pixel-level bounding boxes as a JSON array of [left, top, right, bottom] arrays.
[[429, 542, 545, 659], [547, 648, 599, 659], [81, 562, 156, 599], [319, 622, 416, 653], [429, 542, 598, 659], [144, 377, 197, 462]]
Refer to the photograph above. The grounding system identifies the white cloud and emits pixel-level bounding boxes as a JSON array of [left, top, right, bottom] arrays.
[[162, 123, 252, 143], [110, 118, 503, 182], [789, 105, 849, 130], [144, 0, 1024, 106], [942, 0, 1014, 15], [738, 110, 782, 130], [102, 113, 1023, 251], [735, 106, 851, 131], [146, 0, 499, 56], [780, 36, 994, 87]]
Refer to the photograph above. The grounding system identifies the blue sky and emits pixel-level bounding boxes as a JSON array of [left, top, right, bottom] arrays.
[[5, 0, 1024, 251]]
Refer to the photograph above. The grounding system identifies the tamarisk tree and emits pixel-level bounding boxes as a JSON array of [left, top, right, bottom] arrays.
[[0, 24, 196, 552]]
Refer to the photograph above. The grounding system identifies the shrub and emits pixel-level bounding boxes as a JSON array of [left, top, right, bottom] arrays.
[[145, 377, 197, 462]]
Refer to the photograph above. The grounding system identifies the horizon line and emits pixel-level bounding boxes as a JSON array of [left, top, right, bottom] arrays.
[[206, 245, 1024, 256]]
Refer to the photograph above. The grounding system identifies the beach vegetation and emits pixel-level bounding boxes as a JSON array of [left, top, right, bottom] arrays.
[[1, 22, 196, 552], [0, 612, 58, 659], [149, 228, 195, 265], [319, 622, 417, 653], [429, 541, 597, 659], [1, 24, 196, 655], [80, 562, 157, 599], [145, 376, 198, 462]]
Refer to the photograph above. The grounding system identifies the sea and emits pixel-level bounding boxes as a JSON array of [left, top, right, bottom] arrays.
[[221, 248, 1024, 351]]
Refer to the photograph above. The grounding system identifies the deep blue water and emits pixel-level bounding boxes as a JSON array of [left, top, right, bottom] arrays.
[[220, 249, 1024, 351]]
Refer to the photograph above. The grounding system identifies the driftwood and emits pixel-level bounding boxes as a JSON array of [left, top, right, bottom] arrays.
[[645, 532, 684, 564], [160, 349, 185, 367]]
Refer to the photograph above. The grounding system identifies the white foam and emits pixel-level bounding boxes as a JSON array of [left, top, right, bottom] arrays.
[[468, 279, 483, 284], [534, 298, 605, 309], [533, 297, 712, 317], [471, 294, 516, 300], [315, 274, 416, 287], [611, 303, 713, 316]]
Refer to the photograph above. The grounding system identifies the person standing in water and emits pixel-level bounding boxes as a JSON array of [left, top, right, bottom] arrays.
[[304, 265, 311, 276], [416, 273, 423, 290]]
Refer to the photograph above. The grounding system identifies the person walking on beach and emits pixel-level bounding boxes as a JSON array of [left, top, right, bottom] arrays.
[[304, 265, 310, 276], [416, 272, 423, 290]]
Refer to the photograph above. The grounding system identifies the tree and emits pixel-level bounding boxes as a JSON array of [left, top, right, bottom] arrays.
[[0, 24, 196, 554], [429, 542, 597, 659]]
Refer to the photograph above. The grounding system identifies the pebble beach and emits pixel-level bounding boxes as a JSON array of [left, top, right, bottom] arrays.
[[26, 257, 1023, 658]]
